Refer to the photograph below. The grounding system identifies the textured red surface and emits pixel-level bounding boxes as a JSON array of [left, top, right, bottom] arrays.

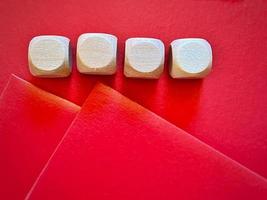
[[0, 75, 80, 199], [0, 0, 267, 177], [27, 84, 267, 200]]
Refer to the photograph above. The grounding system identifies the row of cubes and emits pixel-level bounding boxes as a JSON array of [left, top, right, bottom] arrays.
[[28, 33, 213, 79]]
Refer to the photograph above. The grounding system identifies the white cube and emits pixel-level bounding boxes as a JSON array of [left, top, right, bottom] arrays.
[[28, 35, 71, 78], [170, 38, 212, 78], [124, 38, 164, 79], [77, 33, 117, 75]]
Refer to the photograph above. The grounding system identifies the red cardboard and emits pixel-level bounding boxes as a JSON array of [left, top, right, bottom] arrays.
[[28, 84, 267, 200], [0, 75, 80, 199]]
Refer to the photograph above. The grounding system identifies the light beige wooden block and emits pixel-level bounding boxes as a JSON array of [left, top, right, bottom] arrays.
[[77, 33, 117, 75], [170, 38, 212, 78], [28, 35, 71, 78], [124, 38, 164, 79]]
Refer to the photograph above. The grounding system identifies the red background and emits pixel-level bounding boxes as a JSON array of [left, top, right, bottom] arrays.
[[0, 0, 267, 177]]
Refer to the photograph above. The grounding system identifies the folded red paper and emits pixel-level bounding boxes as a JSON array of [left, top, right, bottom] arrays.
[[27, 83, 267, 200], [0, 75, 80, 199]]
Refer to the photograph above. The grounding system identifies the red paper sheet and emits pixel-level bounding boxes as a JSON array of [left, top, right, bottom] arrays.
[[27, 84, 267, 200], [0, 75, 80, 199], [0, 0, 267, 177]]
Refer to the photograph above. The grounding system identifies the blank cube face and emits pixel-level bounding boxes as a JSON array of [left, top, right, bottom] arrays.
[[28, 36, 71, 78], [124, 38, 164, 79], [77, 33, 117, 75], [170, 38, 212, 78]]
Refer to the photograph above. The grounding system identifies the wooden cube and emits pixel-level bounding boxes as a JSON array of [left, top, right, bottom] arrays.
[[169, 38, 212, 78], [77, 33, 117, 75], [124, 38, 164, 79], [28, 35, 71, 78]]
